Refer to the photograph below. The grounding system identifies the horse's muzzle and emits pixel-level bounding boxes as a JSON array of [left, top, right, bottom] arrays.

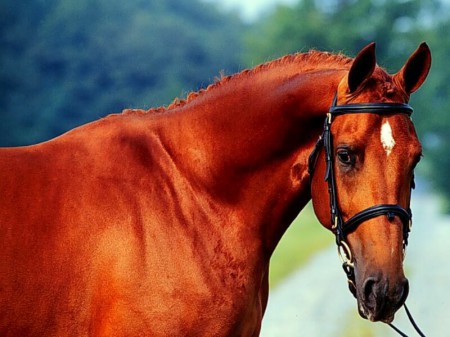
[[358, 276, 409, 322]]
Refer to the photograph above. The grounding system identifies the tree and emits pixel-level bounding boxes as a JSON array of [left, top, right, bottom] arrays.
[[244, 0, 450, 210], [245, 0, 441, 66], [0, 0, 244, 146], [413, 15, 450, 210]]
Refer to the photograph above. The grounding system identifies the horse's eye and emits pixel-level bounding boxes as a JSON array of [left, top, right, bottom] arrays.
[[337, 149, 353, 166]]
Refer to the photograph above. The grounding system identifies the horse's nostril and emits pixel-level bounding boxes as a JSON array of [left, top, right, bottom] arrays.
[[361, 276, 409, 321], [363, 276, 379, 304]]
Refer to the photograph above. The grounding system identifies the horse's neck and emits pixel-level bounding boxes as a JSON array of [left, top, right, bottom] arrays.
[[161, 68, 346, 252]]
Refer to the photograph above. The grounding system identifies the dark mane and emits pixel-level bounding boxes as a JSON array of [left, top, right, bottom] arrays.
[[122, 50, 352, 115]]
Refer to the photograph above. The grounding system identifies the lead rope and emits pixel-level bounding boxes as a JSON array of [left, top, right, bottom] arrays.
[[388, 303, 426, 337]]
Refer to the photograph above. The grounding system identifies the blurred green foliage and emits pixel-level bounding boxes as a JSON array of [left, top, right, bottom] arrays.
[[0, 0, 243, 145], [244, 0, 450, 210], [1, 0, 450, 209]]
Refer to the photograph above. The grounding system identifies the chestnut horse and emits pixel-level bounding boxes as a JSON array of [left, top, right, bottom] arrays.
[[0, 43, 431, 336]]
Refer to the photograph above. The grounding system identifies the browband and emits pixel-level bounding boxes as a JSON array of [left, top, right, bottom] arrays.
[[329, 94, 413, 116]]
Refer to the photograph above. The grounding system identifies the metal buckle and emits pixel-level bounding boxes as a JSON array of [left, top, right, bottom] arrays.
[[331, 216, 338, 230], [338, 241, 354, 267], [327, 112, 332, 124]]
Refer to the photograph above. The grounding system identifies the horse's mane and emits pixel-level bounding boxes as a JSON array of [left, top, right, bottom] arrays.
[[122, 50, 352, 115]]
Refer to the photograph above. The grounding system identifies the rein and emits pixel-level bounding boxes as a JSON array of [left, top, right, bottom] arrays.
[[308, 94, 426, 337]]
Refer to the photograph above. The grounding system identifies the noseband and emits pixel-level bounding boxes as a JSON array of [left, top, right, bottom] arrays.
[[308, 94, 414, 295]]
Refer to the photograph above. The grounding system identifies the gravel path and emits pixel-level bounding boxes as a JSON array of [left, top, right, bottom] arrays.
[[261, 193, 450, 336]]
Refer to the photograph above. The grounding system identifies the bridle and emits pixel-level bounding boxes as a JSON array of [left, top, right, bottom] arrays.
[[308, 93, 413, 294], [308, 93, 426, 337]]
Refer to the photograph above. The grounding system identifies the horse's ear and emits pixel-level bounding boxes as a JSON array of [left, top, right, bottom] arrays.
[[347, 42, 377, 93], [394, 42, 431, 94]]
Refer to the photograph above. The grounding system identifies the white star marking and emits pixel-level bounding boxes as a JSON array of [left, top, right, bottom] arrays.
[[380, 121, 396, 156]]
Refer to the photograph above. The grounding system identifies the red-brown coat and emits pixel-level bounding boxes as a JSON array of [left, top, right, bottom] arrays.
[[0, 43, 431, 336]]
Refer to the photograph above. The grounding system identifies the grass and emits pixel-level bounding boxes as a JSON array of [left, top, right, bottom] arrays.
[[338, 308, 397, 337], [339, 309, 377, 337], [268, 202, 334, 288]]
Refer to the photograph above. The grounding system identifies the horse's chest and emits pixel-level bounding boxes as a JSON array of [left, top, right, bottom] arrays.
[[141, 248, 261, 334], [122, 227, 265, 336], [89, 265, 262, 336]]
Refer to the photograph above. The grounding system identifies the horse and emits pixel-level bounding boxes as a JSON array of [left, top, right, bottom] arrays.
[[0, 42, 431, 336]]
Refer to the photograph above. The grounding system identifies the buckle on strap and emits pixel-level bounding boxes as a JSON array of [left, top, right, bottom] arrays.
[[338, 241, 354, 267]]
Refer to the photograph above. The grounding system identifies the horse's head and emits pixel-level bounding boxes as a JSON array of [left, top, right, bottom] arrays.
[[310, 43, 431, 323]]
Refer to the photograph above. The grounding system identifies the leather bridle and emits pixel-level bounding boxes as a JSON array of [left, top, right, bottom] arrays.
[[308, 93, 426, 337], [308, 93, 414, 295]]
